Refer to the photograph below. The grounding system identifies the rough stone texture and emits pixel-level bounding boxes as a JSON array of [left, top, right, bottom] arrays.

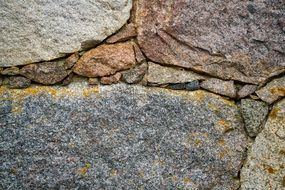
[[238, 84, 258, 99], [1, 67, 20, 76], [61, 74, 74, 86], [106, 23, 137, 44], [185, 80, 200, 91], [133, 42, 146, 63], [147, 62, 206, 85], [136, 0, 285, 84], [64, 53, 79, 70], [0, 0, 132, 67], [256, 76, 285, 104], [240, 99, 269, 137], [88, 78, 100, 85], [201, 78, 237, 98], [100, 73, 122, 85], [8, 76, 31, 89], [0, 84, 247, 189], [241, 98, 285, 190], [20, 60, 71, 85], [74, 42, 136, 78], [122, 62, 147, 84]]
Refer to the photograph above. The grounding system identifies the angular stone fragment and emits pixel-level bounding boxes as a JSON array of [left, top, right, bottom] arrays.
[[147, 62, 206, 85], [133, 42, 146, 63], [88, 78, 100, 85], [0, 84, 247, 189], [241, 98, 285, 190], [201, 78, 237, 98], [185, 80, 200, 91], [238, 84, 258, 99], [74, 42, 136, 78], [240, 99, 269, 137], [61, 74, 74, 86], [136, 0, 285, 84], [106, 23, 137, 44], [100, 73, 122, 85], [256, 76, 285, 104], [8, 76, 31, 89], [20, 60, 71, 85], [0, 0, 132, 67], [122, 62, 147, 84], [64, 53, 79, 70], [1, 67, 20, 76]]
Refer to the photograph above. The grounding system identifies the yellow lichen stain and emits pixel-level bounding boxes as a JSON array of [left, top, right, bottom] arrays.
[[183, 177, 192, 184], [110, 169, 117, 176], [0, 85, 99, 114], [270, 87, 285, 96], [208, 103, 219, 111], [82, 87, 99, 97], [195, 139, 202, 146], [269, 108, 281, 119]]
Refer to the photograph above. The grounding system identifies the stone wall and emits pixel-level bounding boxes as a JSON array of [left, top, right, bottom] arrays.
[[0, 0, 284, 189]]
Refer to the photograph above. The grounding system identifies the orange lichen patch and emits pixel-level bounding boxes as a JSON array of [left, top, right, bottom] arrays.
[[78, 167, 88, 176], [219, 149, 228, 159], [266, 166, 276, 174], [270, 87, 285, 96], [171, 175, 178, 182], [78, 163, 91, 176], [269, 108, 281, 119], [215, 119, 231, 133], [218, 139, 225, 146], [279, 149, 285, 155]]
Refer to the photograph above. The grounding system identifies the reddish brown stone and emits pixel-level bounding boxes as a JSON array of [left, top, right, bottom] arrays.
[[74, 42, 136, 78], [64, 53, 79, 70], [100, 73, 122, 85], [106, 23, 137, 44], [136, 0, 285, 84], [20, 60, 71, 85], [133, 42, 145, 63]]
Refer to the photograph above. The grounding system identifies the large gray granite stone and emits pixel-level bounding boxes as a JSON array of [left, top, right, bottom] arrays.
[[241, 98, 285, 190], [0, 0, 132, 67], [0, 83, 247, 189]]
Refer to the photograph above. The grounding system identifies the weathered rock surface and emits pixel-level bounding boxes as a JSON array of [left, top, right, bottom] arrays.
[[136, 0, 285, 84], [106, 23, 137, 44], [100, 73, 122, 85], [8, 76, 31, 89], [256, 76, 285, 104], [201, 78, 237, 98], [241, 98, 285, 190], [0, 0, 132, 67], [20, 60, 71, 85], [0, 84, 247, 189], [238, 84, 258, 99], [1, 67, 20, 76], [122, 62, 147, 84], [64, 53, 79, 70], [240, 99, 269, 137], [147, 62, 206, 85], [74, 42, 136, 77]]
